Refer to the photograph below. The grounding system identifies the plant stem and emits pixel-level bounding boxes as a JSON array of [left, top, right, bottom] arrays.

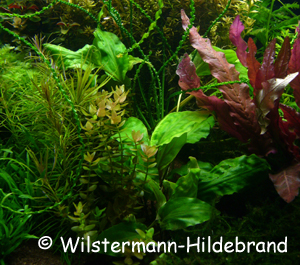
[[265, 0, 275, 49]]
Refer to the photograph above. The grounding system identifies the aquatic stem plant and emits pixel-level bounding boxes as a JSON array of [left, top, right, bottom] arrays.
[[0, 22, 85, 215], [0, 0, 237, 131]]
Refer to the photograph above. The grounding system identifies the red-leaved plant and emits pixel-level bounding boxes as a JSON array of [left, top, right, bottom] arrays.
[[177, 10, 300, 202]]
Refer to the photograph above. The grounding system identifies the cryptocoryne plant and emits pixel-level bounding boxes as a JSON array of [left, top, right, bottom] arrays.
[[177, 10, 300, 203]]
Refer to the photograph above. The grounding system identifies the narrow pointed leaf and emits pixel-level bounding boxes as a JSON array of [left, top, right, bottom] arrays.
[[274, 37, 291, 78], [181, 10, 260, 142], [288, 38, 300, 107], [229, 15, 248, 67], [246, 38, 261, 92], [254, 39, 276, 90]]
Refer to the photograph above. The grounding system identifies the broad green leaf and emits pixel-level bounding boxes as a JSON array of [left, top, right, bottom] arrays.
[[44, 29, 142, 84], [92, 28, 129, 83], [198, 154, 270, 202], [169, 159, 213, 180], [186, 115, 215, 144], [172, 157, 199, 198], [213, 46, 248, 80], [113, 117, 149, 144], [162, 180, 177, 199], [43, 43, 97, 70], [192, 46, 248, 80], [151, 111, 212, 146], [143, 178, 166, 209], [97, 222, 147, 256], [158, 197, 215, 230], [156, 133, 187, 171]]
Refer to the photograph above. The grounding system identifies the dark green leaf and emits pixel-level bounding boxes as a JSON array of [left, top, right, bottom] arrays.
[[97, 222, 147, 256], [198, 154, 270, 202], [156, 133, 187, 171], [172, 157, 199, 199], [158, 197, 215, 230], [143, 178, 166, 209]]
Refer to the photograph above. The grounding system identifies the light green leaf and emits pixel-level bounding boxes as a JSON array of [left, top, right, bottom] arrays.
[[92, 28, 129, 83], [43, 44, 97, 70], [113, 117, 149, 144], [186, 115, 215, 144], [162, 180, 177, 199], [151, 111, 212, 146], [192, 46, 248, 80], [128, 55, 144, 71], [169, 159, 213, 180]]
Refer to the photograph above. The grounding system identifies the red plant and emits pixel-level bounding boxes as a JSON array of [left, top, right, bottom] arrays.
[[177, 10, 300, 202], [8, 3, 39, 14]]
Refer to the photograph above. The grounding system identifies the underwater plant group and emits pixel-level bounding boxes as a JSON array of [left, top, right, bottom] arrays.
[[1, 0, 300, 264]]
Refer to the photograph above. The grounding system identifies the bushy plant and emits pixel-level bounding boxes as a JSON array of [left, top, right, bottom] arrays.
[[177, 10, 300, 203], [1, 0, 298, 264]]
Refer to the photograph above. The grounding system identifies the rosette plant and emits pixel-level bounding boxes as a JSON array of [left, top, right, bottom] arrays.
[[177, 10, 300, 203]]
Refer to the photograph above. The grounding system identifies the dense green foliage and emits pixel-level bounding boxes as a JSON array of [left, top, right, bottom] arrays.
[[0, 0, 300, 264]]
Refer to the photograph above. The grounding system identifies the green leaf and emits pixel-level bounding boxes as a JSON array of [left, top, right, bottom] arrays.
[[169, 160, 213, 180], [92, 28, 129, 83], [131, 0, 164, 50], [151, 111, 212, 146], [193, 46, 248, 80], [156, 133, 187, 171], [44, 29, 142, 84], [157, 197, 215, 230], [29, 16, 41, 22], [18, 194, 34, 200], [113, 117, 149, 144], [128, 55, 144, 71], [192, 50, 212, 76], [186, 115, 215, 144], [43, 44, 97, 70], [197, 154, 270, 202], [162, 180, 177, 199], [97, 222, 147, 256], [143, 178, 166, 209], [172, 157, 199, 199]]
